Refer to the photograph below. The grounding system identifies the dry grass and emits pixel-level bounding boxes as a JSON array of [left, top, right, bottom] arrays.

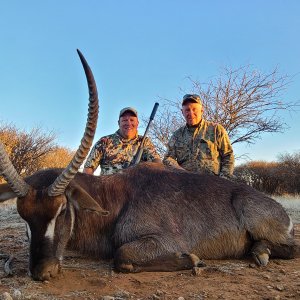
[[273, 195, 300, 223]]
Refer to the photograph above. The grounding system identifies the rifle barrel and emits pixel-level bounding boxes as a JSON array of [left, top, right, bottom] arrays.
[[130, 102, 159, 166]]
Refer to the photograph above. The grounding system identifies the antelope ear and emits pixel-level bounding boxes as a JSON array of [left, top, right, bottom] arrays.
[[65, 185, 109, 216], [0, 183, 17, 202]]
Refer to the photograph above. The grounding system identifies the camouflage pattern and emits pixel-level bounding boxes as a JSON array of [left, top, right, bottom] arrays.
[[84, 130, 160, 175], [163, 119, 234, 177]]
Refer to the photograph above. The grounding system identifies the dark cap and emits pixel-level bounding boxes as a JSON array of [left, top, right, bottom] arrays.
[[119, 107, 138, 118], [182, 94, 202, 106]]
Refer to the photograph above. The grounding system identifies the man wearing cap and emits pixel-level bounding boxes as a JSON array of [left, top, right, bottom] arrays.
[[83, 107, 161, 175], [163, 94, 234, 178]]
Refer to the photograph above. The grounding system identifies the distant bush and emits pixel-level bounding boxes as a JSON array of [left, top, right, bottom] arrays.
[[235, 151, 300, 195], [0, 122, 74, 183]]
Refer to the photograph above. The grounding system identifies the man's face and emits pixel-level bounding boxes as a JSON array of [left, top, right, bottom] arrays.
[[182, 102, 203, 126], [118, 112, 139, 139]]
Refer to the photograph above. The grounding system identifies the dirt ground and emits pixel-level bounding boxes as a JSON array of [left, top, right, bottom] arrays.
[[0, 200, 300, 300]]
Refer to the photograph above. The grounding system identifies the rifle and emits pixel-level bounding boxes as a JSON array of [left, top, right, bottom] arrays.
[[130, 102, 159, 166]]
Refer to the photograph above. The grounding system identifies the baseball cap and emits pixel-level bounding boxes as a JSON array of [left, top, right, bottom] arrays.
[[182, 94, 202, 106], [119, 107, 138, 118]]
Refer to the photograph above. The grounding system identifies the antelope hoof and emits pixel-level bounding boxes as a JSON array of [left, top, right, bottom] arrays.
[[116, 262, 140, 273], [252, 249, 271, 266], [189, 253, 206, 267]]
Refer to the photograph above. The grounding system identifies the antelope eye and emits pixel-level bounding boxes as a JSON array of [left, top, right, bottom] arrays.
[[59, 204, 67, 216], [59, 209, 66, 216]]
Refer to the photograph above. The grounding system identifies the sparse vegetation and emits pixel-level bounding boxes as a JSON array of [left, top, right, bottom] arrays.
[[143, 66, 298, 158], [235, 150, 300, 195], [0, 122, 74, 183]]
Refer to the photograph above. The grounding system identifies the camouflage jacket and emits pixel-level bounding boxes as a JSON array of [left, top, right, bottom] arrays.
[[84, 130, 160, 175], [163, 119, 234, 177]]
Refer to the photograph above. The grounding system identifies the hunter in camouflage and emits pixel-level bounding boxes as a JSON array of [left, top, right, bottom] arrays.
[[84, 130, 160, 175], [84, 107, 160, 175], [163, 94, 234, 178]]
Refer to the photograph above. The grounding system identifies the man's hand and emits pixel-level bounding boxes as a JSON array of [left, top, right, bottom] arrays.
[[83, 167, 94, 175], [219, 171, 236, 181]]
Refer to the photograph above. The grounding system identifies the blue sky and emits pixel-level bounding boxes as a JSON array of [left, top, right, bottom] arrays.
[[0, 1, 299, 164]]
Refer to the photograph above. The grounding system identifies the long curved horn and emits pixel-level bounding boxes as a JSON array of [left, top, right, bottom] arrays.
[[0, 142, 30, 197], [48, 49, 99, 196]]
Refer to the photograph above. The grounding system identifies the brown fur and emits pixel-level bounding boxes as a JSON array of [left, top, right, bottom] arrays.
[[1, 162, 298, 280]]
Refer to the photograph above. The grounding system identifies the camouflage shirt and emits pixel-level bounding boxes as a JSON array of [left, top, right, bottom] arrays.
[[163, 119, 234, 177], [84, 130, 160, 175]]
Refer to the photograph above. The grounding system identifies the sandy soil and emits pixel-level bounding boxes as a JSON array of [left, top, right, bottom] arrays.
[[0, 200, 300, 300]]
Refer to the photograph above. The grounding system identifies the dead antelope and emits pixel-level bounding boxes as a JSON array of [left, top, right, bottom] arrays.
[[0, 51, 299, 282]]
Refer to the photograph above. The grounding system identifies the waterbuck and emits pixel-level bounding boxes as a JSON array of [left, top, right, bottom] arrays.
[[0, 52, 299, 281]]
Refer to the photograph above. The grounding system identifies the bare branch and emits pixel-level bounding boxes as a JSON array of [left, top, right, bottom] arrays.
[[0, 122, 73, 181], [143, 66, 299, 157]]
